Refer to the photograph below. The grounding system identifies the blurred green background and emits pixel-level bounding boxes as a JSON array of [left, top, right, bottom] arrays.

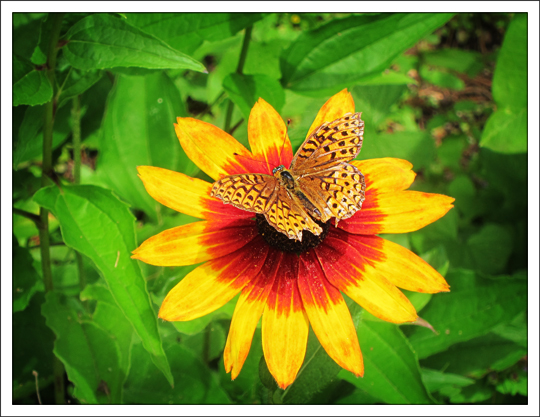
[[12, 12, 527, 405]]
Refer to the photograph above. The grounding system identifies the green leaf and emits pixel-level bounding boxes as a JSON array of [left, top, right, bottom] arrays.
[[33, 184, 173, 386], [422, 48, 484, 77], [419, 66, 465, 90], [352, 84, 408, 126], [359, 131, 436, 171], [97, 72, 196, 220], [480, 14, 527, 154], [123, 340, 231, 404], [421, 368, 475, 393], [125, 13, 263, 55], [496, 368, 527, 396], [467, 223, 513, 275], [406, 269, 527, 359], [223, 73, 285, 120], [13, 55, 52, 106], [281, 13, 453, 94], [57, 69, 104, 108], [421, 333, 527, 378], [63, 13, 206, 72], [339, 316, 434, 404], [30, 14, 54, 65], [42, 292, 124, 404], [13, 236, 44, 312]]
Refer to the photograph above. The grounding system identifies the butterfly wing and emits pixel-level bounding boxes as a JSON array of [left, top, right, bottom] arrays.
[[291, 112, 364, 175], [296, 163, 366, 223], [264, 187, 323, 241], [211, 173, 278, 214]]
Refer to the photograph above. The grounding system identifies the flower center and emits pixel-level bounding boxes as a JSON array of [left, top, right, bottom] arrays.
[[255, 214, 330, 254]]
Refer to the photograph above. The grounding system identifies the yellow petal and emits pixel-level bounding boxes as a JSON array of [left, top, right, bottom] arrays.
[[354, 235, 450, 293], [307, 89, 355, 138], [352, 158, 416, 192], [248, 98, 293, 172], [341, 191, 455, 235], [174, 117, 255, 180], [224, 250, 282, 379], [159, 237, 269, 321], [262, 254, 309, 389], [298, 252, 364, 377], [315, 231, 418, 323], [132, 219, 258, 266], [137, 166, 250, 220]]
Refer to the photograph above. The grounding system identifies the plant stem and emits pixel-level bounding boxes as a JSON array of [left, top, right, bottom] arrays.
[[224, 25, 253, 133], [71, 95, 87, 294], [40, 12, 65, 405], [13, 208, 42, 228]]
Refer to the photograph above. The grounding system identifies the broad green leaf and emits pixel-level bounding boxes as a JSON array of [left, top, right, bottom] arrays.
[[480, 14, 527, 154], [13, 55, 52, 106], [339, 316, 434, 404], [421, 333, 527, 378], [123, 340, 231, 404], [33, 185, 173, 386], [448, 175, 479, 220], [30, 14, 55, 65], [281, 13, 453, 94], [97, 72, 196, 220], [63, 13, 206, 72], [352, 84, 408, 126], [223, 73, 285, 120], [57, 69, 103, 108], [13, 236, 44, 312], [419, 66, 465, 90], [81, 281, 134, 377], [466, 223, 513, 275], [360, 131, 436, 171], [406, 269, 527, 358], [496, 368, 527, 396], [125, 13, 263, 55], [354, 70, 417, 87], [422, 48, 484, 77], [42, 292, 124, 404], [447, 383, 493, 404], [14, 103, 71, 167]]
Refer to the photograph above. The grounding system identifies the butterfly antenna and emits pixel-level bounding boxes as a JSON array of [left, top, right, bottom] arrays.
[[232, 152, 268, 171]]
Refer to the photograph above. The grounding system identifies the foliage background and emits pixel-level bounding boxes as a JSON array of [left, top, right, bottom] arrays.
[[11, 12, 529, 405]]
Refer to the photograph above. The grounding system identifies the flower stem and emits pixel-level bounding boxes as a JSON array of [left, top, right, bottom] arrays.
[[224, 25, 253, 133], [13, 208, 42, 228], [71, 95, 87, 296], [40, 12, 65, 405]]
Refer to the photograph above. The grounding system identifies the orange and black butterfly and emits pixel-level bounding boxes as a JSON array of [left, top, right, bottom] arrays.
[[211, 113, 366, 241]]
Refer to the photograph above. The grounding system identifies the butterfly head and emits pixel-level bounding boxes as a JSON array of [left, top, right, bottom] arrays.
[[272, 165, 286, 175]]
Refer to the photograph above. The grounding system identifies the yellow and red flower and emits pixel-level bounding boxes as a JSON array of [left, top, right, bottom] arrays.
[[132, 89, 454, 389]]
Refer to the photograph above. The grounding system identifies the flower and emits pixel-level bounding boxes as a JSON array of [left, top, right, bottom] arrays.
[[132, 89, 454, 389]]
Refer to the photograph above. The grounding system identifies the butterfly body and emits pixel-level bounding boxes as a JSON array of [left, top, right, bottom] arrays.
[[211, 112, 366, 241]]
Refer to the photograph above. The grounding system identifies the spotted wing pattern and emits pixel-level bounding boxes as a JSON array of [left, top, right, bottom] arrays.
[[210, 173, 278, 214], [291, 112, 364, 175], [296, 163, 366, 224], [264, 187, 323, 240]]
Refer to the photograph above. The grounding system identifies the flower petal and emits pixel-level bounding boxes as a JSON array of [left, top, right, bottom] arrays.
[[352, 158, 416, 193], [248, 98, 293, 173], [262, 253, 308, 390], [347, 234, 450, 293], [306, 89, 356, 138], [137, 166, 251, 220], [340, 191, 455, 235], [297, 251, 363, 377], [174, 117, 261, 180], [315, 229, 418, 323], [132, 219, 257, 266], [158, 237, 269, 321], [224, 249, 282, 379]]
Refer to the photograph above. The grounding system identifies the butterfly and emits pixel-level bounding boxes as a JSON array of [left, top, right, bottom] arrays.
[[211, 112, 366, 241]]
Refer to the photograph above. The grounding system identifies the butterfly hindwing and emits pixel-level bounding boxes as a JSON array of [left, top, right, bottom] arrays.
[[211, 173, 278, 214]]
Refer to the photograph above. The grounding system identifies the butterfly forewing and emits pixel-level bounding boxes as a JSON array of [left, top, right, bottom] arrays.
[[291, 112, 364, 175], [211, 173, 278, 213]]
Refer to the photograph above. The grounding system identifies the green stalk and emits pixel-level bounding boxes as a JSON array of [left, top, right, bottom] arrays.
[[39, 12, 65, 405], [71, 95, 87, 294], [224, 25, 253, 133]]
